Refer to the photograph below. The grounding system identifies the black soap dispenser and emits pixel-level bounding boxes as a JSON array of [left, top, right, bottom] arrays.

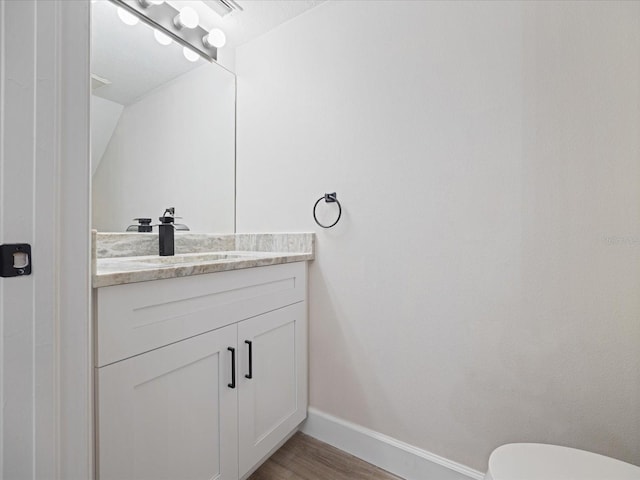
[[159, 207, 175, 256], [126, 218, 153, 232]]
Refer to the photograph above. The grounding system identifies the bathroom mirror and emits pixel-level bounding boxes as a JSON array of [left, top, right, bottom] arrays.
[[90, 0, 235, 233]]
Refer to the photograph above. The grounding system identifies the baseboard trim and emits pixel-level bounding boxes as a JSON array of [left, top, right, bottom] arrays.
[[301, 407, 484, 480]]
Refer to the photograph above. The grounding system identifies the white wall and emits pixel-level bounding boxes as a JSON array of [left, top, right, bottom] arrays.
[[91, 95, 123, 175], [92, 63, 236, 233], [236, 0, 640, 471]]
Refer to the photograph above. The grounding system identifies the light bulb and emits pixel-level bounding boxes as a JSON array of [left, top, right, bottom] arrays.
[[173, 7, 199, 29], [154, 29, 172, 46], [117, 7, 139, 26], [183, 47, 199, 62], [203, 28, 226, 48]]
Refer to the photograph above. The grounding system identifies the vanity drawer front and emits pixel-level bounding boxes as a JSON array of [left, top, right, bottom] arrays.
[[96, 262, 306, 367]]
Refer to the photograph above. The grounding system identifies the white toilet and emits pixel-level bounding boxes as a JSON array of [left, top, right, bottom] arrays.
[[485, 443, 640, 480]]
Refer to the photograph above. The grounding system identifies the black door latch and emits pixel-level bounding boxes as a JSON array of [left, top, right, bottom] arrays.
[[0, 244, 32, 277]]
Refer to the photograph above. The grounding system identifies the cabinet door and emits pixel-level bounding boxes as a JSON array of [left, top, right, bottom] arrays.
[[237, 302, 307, 477], [97, 324, 238, 480]]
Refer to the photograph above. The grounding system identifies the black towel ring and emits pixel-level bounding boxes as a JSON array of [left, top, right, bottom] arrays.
[[313, 192, 342, 229]]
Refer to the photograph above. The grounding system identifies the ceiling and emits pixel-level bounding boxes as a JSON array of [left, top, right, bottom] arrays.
[[91, 0, 326, 106]]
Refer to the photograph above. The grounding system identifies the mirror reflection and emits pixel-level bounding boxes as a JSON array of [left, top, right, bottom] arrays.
[[91, 0, 236, 233]]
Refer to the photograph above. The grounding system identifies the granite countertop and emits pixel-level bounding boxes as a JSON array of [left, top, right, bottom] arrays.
[[93, 232, 314, 288]]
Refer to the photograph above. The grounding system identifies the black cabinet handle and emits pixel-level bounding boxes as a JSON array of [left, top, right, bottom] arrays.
[[228, 347, 236, 389], [245, 340, 253, 379]]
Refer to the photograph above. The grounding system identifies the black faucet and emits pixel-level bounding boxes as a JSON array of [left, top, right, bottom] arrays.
[[159, 207, 175, 256]]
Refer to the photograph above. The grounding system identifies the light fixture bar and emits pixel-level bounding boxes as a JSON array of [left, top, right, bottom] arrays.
[[108, 0, 218, 62]]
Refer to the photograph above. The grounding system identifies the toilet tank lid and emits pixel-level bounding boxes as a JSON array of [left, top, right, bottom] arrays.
[[487, 443, 640, 480]]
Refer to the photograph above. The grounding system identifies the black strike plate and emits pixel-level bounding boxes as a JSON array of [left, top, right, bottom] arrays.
[[0, 244, 32, 277]]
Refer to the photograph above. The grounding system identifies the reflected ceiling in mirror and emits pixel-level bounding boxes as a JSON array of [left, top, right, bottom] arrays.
[[91, 0, 236, 235], [92, 1, 206, 105]]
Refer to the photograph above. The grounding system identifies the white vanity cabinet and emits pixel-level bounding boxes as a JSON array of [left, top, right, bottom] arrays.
[[237, 303, 306, 477], [97, 323, 239, 480], [94, 262, 308, 480]]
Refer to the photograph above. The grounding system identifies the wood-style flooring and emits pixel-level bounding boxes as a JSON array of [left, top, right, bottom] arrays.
[[248, 432, 402, 480]]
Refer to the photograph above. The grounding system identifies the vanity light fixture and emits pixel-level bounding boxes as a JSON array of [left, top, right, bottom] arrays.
[[203, 28, 226, 48], [154, 29, 172, 45], [182, 46, 200, 62], [173, 7, 199, 29], [117, 6, 140, 25], [108, 0, 220, 62]]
